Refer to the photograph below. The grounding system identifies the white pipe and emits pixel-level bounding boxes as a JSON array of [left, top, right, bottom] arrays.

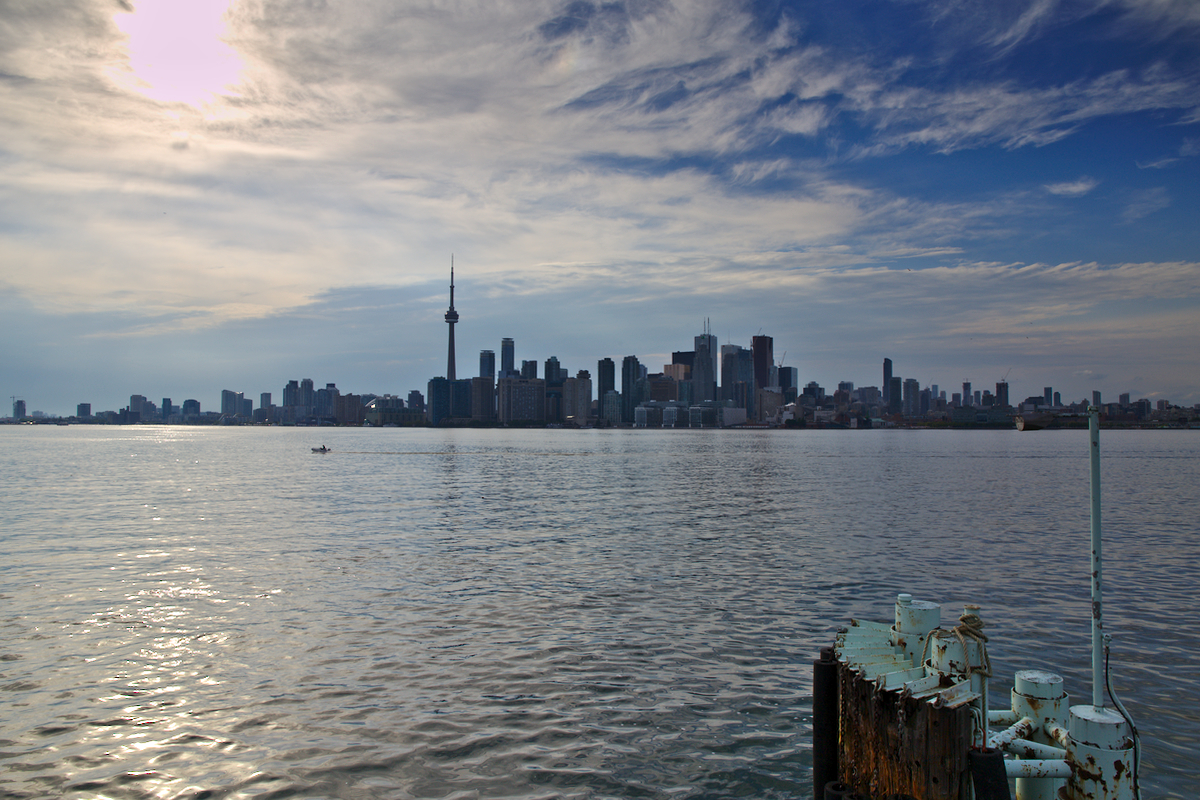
[[988, 717, 1035, 750], [1089, 407, 1104, 709], [1005, 759, 1073, 779], [1006, 738, 1068, 759]]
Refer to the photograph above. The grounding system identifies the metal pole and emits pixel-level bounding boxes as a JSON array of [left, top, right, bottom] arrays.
[[1089, 407, 1104, 709]]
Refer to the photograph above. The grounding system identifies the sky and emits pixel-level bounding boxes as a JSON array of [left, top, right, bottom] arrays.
[[2, 0, 1198, 416]]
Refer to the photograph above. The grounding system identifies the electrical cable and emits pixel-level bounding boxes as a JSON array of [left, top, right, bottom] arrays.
[[1103, 634, 1140, 800]]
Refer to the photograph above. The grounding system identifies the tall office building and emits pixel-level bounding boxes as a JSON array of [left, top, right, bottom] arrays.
[[480, 350, 495, 379], [1044, 387, 1053, 407], [283, 380, 299, 408], [300, 378, 315, 415], [573, 370, 592, 422], [13, 399, 26, 419], [903, 378, 919, 417], [521, 360, 538, 379], [162, 398, 172, 421], [500, 338, 516, 378], [497, 377, 546, 424], [883, 358, 893, 404], [221, 390, 244, 417], [962, 382, 972, 406], [471, 376, 495, 421], [427, 377, 452, 425], [621, 355, 643, 423], [1092, 390, 1102, 407], [444, 257, 459, 381], [77, 403, 91, 418], [779, 367, 798, 395], [693, 322, 718, 403], [751, 335, 774, 391], [597, 358, 615, 404], [720, 344, 743, 403], [995, 382, 1009, 407]]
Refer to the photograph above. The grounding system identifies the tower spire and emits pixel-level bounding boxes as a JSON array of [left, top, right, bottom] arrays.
[[444, 254, 459, 381]]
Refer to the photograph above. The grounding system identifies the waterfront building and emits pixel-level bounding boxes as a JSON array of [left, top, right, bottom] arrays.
[[220, 390, 243, 418], [883, 358, 893, 404], [497, 377, 546, 424], [77, 403, 91, 419], [1093, 390, 1102, 406], [13, 399, 26, 419], [472, 376, 495, 421], [562, 370, 592, 424], [1045, 386, 1054, 407], [962, 382, 972, 406], [407, 390, 425, 412], [601, 390, 621, 427], [995, 382, 1009, 408], [182, 399, 201, 419], [315, 383, 339, 418], [427, 377, 451, 425]]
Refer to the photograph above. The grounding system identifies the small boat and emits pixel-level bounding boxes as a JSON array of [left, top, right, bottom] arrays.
[[312, 445, 330, 453]]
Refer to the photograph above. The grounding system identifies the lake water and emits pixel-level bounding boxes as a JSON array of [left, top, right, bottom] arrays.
[[1, 426, 1196, 799]]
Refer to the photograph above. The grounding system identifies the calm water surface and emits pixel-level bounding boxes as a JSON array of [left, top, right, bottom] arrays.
[[1, 426, 1197, 799]]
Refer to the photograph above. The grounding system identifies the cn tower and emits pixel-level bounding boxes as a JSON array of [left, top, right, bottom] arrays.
[[444, 256, 459, 381]]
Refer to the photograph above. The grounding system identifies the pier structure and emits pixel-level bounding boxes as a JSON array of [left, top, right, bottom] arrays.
[[813, 411, 1138, 800]]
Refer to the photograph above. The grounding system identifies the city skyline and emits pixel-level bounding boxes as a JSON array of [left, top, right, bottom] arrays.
[[3, 1, 1199, 415], [7, 315, 1179, 420]]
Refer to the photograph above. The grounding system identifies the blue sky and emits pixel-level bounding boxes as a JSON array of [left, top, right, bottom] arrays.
[[2, 0, 1198, 415]]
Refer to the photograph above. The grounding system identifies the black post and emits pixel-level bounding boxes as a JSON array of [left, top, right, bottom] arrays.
[[813, 645, 839, 800], [968, 747, 1012, 800]]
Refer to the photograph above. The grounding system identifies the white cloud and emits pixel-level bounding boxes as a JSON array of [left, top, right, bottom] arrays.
[[1044, 177, 1099, 196], [1123, 187, 1171, 221]]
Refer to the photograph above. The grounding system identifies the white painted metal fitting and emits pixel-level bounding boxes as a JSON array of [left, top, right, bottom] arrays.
[[1009, 670, 1069, 800], [1012, 670, 1067, 732], [1066, 705, 1135, 800], [893, 593, 941, 664]]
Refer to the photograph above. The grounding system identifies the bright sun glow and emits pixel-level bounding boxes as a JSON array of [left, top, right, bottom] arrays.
[[112, 0, 243, 106]]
